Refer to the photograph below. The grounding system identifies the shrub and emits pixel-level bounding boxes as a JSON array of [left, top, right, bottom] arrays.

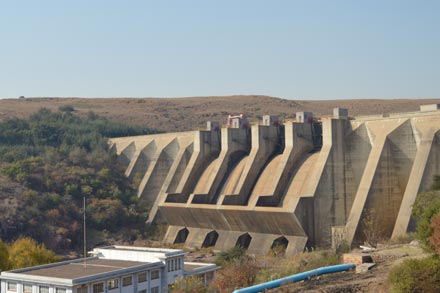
[[215, 246, 246, 266], [169, 276, 207, 293], [412, 190, 440, 251], [430, 214, 440, 255], [388, 256, 440, 293], [211, 257, 259, 292], [58, 105, 75, 112]]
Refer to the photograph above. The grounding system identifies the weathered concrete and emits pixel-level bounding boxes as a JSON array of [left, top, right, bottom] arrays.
[[190, 127, 250, 204], [109, 108, 440, 255]]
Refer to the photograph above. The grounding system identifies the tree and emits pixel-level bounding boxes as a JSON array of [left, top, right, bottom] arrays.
[[8, 237, 58, 269], [0, 109, 155, 252], [0, 239, 9, 270], [361, 208, 384, 248]]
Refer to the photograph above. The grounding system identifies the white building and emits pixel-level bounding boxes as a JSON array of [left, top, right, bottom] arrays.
[[0, 246, 218, 293]]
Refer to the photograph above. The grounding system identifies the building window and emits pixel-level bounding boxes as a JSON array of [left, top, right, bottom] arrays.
[[92, 283, 104, 293], [138, 271, 148, 283], [56, 288, 66, 293], [122, 276, 132, 287], [39, 286, 49, 293], [138, 290, 147, 293], [7, 282, 17, 292], [77, 286, 88, 293], [107, 279, 119, 290], [151, 287, 159, 293], [151, 270, 160, 280], [168, 258, 181, 271], [23, 284, 33, 293]]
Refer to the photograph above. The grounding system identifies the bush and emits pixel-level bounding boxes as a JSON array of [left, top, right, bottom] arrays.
[[255, 250, 339, 284], [211, 257, 259, 292], [430, 214, 440, 255], [58, 105, 75, 112], [388, 256, 440, 293], [169, 276, 207, 293], [412, 190, 440, 251], [215, 246, 246, 266]]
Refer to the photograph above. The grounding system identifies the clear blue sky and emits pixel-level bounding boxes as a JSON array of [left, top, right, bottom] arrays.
[[0, 1, 439, 100]]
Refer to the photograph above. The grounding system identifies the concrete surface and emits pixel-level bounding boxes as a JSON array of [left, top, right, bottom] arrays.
[[109, 108, 440, 255]]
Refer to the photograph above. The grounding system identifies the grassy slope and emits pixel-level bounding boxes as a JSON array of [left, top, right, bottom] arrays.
[[1, 95, 440, 132]]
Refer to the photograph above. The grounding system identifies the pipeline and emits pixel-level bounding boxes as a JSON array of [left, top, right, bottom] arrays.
[[232, 263, 356, 293]]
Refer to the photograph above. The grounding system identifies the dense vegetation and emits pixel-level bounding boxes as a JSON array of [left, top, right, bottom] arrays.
[[388, 175, 440, 292], [0, 108, 156, 253]]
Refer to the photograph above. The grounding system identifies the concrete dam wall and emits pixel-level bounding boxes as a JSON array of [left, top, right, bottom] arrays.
[[109, 106, 440, 256]]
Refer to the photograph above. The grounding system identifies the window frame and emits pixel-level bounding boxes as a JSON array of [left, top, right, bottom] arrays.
[[151, 269, 160, 280], [122, 276, 132, 287], [92, 282, 104, 293], [7, 282, 17, 292], [138, 271, 148, 283], [76, 286, 88, 293], [39, 286, 49, 293], [23, 284, 33, 293], [107, 279, 119, 290]]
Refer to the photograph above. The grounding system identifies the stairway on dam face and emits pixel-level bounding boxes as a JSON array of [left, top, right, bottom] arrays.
[[109, 107, 440, 256]]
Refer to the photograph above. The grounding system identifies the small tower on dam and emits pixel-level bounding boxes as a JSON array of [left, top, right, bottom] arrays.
[[109, 106, 440, 255]]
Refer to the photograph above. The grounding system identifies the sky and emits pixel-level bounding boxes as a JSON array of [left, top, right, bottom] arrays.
[[0, 1, 439, 100]]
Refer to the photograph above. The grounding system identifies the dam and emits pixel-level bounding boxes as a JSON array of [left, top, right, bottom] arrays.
[[109, 105, 440, 256]]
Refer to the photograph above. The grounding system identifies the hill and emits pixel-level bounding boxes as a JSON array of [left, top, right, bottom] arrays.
[[0, 109, 154, 253], [1, 96, 440, 132]]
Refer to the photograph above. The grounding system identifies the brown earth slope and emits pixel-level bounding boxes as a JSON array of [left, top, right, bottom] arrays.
[[1, 95, 439, 132]]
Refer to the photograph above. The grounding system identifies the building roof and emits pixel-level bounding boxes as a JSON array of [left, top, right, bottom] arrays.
[[183, 262, 219, 276], [1, 257, 161, 286], [93, 245, 186, 257], [19, 259, 152, 279]]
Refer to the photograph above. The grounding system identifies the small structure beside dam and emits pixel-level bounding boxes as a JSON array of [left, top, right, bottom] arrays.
[[109, 105, 440, 256]]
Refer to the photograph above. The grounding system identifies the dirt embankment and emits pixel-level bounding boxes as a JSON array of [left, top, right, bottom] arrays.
[[270, 245, 427, 293], [1, 96, 440, 132]]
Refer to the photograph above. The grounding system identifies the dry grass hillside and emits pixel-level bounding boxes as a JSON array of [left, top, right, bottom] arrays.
[[1, 95, 440, 132]]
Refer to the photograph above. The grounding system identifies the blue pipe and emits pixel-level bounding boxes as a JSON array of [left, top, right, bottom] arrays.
[[232, 263, 356, 293]]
